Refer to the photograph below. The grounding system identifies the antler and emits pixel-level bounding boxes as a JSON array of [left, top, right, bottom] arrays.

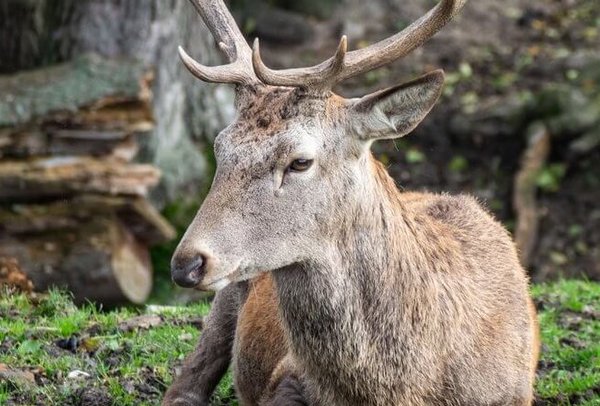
[[252, 0, 467, 91], [179, 0, 259, 85]]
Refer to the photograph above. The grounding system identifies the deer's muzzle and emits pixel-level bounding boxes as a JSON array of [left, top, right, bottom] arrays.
[[171, 248, 207, 288]]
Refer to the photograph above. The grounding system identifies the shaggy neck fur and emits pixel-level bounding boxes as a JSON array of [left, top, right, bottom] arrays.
[[271, 157, 471, 405]]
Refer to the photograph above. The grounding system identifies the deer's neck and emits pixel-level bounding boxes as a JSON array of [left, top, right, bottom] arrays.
[[272, 158, 429, 402]]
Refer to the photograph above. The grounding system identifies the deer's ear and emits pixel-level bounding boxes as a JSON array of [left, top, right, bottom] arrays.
[[349, 70, 444, 141]]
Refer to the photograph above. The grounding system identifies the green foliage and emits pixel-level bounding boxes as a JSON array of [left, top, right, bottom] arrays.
[[492, 72, 518, 91], [536, 163, 567, 193], [405, 148, 426, 164], [443, 62, 474, 97], [448, 155, 469, 173], [364, 67, 390, 87]]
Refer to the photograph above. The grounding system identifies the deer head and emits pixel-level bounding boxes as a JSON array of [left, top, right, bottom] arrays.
[[171, 0, 466, 290]]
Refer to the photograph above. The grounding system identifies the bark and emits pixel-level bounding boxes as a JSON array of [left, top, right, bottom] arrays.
[[79, 195, 177, 246], [0, 54, 153, 160], [0, 0, 79, 73], [0, 54, 150, 128], [0, 196, 175, 246]]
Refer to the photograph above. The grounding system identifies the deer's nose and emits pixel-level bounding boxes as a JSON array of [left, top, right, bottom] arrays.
[[171, 250, 207, 288]]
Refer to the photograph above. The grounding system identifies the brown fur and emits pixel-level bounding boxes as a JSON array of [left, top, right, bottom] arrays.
[[528, 296, 541, 382], [234, 274, 288, 405], [165, 173, 540, 404], [162, 282, 244, 405], [165, 79, 539, 405]]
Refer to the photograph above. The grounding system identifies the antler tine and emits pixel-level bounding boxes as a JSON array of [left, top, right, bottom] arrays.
[[180, 0, 258, 85], [179, 46, 256, 85], [252, 36, 348, 89], [341, 0, 467, 80], [251, 0, 467, 91]]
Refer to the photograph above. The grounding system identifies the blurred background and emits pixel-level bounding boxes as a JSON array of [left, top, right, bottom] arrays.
[[1, 0, 599, 306]]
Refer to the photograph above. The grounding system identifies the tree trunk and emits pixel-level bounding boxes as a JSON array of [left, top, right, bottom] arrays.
[[1, 0, 233, 203]]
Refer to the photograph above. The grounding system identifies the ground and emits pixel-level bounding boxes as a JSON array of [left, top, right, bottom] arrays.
[[533, 281, 600, 405], [0, 288, 234, 406], [1, 281, 599, 405]]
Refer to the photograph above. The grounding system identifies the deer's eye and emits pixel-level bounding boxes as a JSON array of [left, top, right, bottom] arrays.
[[288, 159, 313, 173]]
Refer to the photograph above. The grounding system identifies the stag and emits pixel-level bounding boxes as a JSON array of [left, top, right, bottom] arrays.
[[163, 0, 539, 404]]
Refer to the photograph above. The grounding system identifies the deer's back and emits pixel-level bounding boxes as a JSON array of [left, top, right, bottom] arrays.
[[399, 191, 538, 404]]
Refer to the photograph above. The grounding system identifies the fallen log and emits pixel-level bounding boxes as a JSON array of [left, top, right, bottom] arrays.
[[82, 195, 177, 246], [0, 54, 154, 160], [0, 98, 154, 160], [0, 212, 152, 306], [0, 128, 141, 161], [0, 53, 175, 305], [0, 196, 176, 246], [0, 54, 151, 128], [0, 196, 175, 304]]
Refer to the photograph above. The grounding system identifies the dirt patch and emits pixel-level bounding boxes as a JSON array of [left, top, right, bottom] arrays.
[[69, 387, 113, 406]]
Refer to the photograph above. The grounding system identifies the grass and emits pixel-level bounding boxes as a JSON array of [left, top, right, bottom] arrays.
[[532, 281, 600, 405], [0, 289, 234, 406], [1, 281, 599, 405]]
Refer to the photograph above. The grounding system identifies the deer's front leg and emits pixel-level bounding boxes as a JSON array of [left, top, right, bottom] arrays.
[[260, 355, 310, 406], [263, 374, 309, 406], [162, 282, 245, 406]]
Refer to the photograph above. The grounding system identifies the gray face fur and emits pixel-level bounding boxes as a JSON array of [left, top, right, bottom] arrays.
[[172, 70, 445, 290]]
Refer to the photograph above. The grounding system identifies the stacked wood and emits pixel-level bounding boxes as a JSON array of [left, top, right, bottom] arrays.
[[0, 54, 176, 305], [0, 158, 160, 203]]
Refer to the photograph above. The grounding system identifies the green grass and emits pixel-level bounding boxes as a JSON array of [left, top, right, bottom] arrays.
[[532, 280, 600, 405], [1, 281, 599, 405], [0, 288, 234, 405]]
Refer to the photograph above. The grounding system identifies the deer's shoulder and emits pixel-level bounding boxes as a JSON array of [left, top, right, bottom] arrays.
[[403, 191, 505, 238]]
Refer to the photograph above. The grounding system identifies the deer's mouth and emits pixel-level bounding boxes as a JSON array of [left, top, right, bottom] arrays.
[[201, 277, 231, 291], [200, 261, 269, 291]]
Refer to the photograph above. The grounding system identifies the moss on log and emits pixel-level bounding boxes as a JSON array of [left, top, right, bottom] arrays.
[[0, 54, 148, 128]]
